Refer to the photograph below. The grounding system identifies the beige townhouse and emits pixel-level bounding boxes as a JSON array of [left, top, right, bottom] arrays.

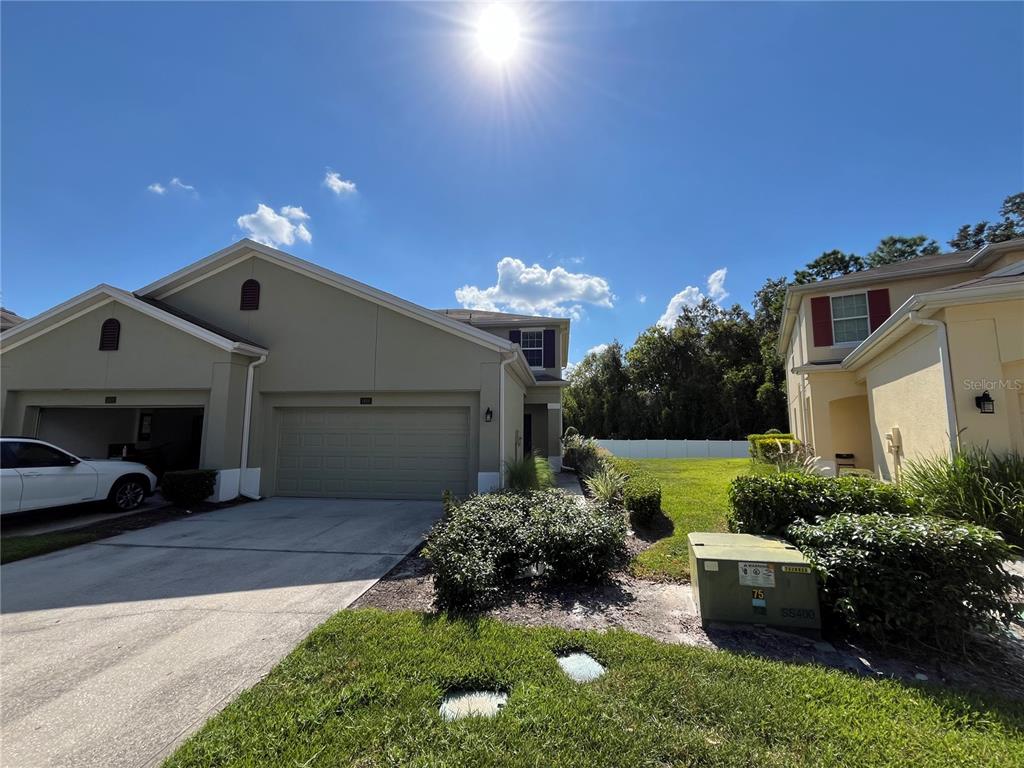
[[778, 237, 1024, 479], [0, 240, 569, 500]]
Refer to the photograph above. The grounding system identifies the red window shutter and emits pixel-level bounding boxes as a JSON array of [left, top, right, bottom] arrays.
[[509, 329, 521, 345], [542, 329, 556, 368], [810, 297, 833, 347], [867, 289, 891, 331]]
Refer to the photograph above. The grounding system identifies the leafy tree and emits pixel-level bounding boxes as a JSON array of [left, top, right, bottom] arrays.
[[792, 250, 864, 284], [949, 191, 1024, 250], [865, 235, 939, 267], [564, 192, 1020, 442], [949, 222, 989, 251]]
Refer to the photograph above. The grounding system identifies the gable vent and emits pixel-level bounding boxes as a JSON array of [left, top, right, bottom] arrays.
[[99, 318, 121, 351], [240, 279, 261, 310]]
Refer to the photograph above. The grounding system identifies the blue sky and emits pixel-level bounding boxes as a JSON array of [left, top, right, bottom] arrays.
[[2, 2, 1021, 364]]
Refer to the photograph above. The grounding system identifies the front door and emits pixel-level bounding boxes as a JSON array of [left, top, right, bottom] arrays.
[[523, 413, 533, 455]]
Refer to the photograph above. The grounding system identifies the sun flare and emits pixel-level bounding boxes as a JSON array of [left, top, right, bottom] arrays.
[[476, 3, 522, 65]]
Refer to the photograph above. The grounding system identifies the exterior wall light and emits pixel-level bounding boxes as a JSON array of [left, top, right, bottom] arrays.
[[975, 390, 995, 414], [484, 407, 493, 423]]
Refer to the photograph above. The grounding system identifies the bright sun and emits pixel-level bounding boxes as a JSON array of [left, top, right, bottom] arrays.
[[476, 4, 522, 65]]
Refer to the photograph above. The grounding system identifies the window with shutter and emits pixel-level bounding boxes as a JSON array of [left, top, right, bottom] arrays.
[[830, 293, 870, 344], [520, 330, 544, 367], [240, 279, 261, 310], [99, 319, 120, 351]]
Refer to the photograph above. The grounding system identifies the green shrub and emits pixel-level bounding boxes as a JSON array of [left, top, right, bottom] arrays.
[[747, 432, 796, 460], [526, 493, 628, 583], [561, 428, 609, 479], [583, 464, 626, 504], [160, 469, 216, 507], [424, 489, 627, 610], [505, 452, 555, 491], [610, 457, 662, 526], [728, 473, 914, 536], [903, 447, 1024, 546], [788, 513, 1023, 652]]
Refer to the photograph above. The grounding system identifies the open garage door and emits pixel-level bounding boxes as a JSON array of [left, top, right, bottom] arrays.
[[35, 407, 203, 474], [275, 407, 470, 499]]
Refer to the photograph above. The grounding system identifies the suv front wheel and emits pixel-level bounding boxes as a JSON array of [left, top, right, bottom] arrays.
[[109, 476, 147, 511]]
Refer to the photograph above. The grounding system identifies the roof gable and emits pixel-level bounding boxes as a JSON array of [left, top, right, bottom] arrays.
[[0, 284, 268, 356], [137, 239, 519, 357]]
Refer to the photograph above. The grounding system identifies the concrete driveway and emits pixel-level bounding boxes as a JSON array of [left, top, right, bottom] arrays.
[[0, 497, 442, 768]]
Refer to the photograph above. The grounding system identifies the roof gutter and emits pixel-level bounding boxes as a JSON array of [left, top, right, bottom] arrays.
[[239, 354, 268, 499], [498, 350, 517, 488], [906, 313, 959, 457]]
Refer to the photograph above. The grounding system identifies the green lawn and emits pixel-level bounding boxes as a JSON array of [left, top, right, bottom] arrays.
[[630, 457, 749, 581], [165, 610, 1023, 768], [1, 531, 102, 564]]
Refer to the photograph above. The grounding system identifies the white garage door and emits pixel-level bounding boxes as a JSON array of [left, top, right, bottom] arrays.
[[275, 407, 470, 499]]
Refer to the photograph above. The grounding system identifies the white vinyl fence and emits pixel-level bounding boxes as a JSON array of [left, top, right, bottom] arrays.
[[596, 439, 751, 459]]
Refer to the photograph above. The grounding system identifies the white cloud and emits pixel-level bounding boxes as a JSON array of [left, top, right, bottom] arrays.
[[657, 267, 729, 329], [587, 343, 609, 357], [455, 257, 615, 320], [707, 267, 729, 302], [280, 205, 310, 221], [148, 177, 196, 195], [169, 177, 196, 193], [638, 294, 647, 304], [237, 203, 313, 247], [324, 170, 357, 195]]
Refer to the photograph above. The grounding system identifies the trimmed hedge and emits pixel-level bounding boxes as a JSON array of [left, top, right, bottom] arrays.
[[424, 489, 627, 610], [609, 457, 662, 526], [161, 469, 216, 507], [728, 473, 914, 536], [747, 433, 800, 462], [789, 513, 1024, 651]]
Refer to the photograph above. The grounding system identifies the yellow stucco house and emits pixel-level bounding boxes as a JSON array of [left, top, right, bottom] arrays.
[[779, 237, 1024, 480]]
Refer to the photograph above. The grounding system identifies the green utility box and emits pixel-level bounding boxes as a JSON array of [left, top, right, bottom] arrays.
[[688, 532, 821, 635]]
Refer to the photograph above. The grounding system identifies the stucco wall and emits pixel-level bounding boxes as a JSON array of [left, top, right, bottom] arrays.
[[0, 301, 248, 469], [864, 325, 950, 480], [945, 299, 1024, 455], [800, 273, 971, 364], [156, 253, 519, 490], [1, 301, 233, 393], [474, 322, 566, 378], [800, 371, 868, 472], [157, 255, 503, 393], [35, 407, 138, 459], [503, 366, 526, 473], [827, 395, 873, 470]]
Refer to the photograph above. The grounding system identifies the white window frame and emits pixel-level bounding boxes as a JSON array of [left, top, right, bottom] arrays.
[[519, 327, 545, 369], [829, 291, 870, 347]]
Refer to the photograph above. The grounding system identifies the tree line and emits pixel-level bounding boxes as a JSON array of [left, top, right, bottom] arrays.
[[563, 192, 1023, 439]]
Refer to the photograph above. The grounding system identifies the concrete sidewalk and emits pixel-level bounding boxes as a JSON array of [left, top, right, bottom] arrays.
[[0, 497, 442, 768]]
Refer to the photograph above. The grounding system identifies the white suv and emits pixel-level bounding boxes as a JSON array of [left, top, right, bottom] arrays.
[[0, 438, 158, 514]]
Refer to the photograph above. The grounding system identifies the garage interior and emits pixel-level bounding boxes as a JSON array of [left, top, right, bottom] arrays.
[[34, 407, 204, 476]]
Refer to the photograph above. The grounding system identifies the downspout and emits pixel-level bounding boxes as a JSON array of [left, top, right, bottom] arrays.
[[907, 312, 959, 457], [498, 349, 516, 488], [239, 354, 268, 499]]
